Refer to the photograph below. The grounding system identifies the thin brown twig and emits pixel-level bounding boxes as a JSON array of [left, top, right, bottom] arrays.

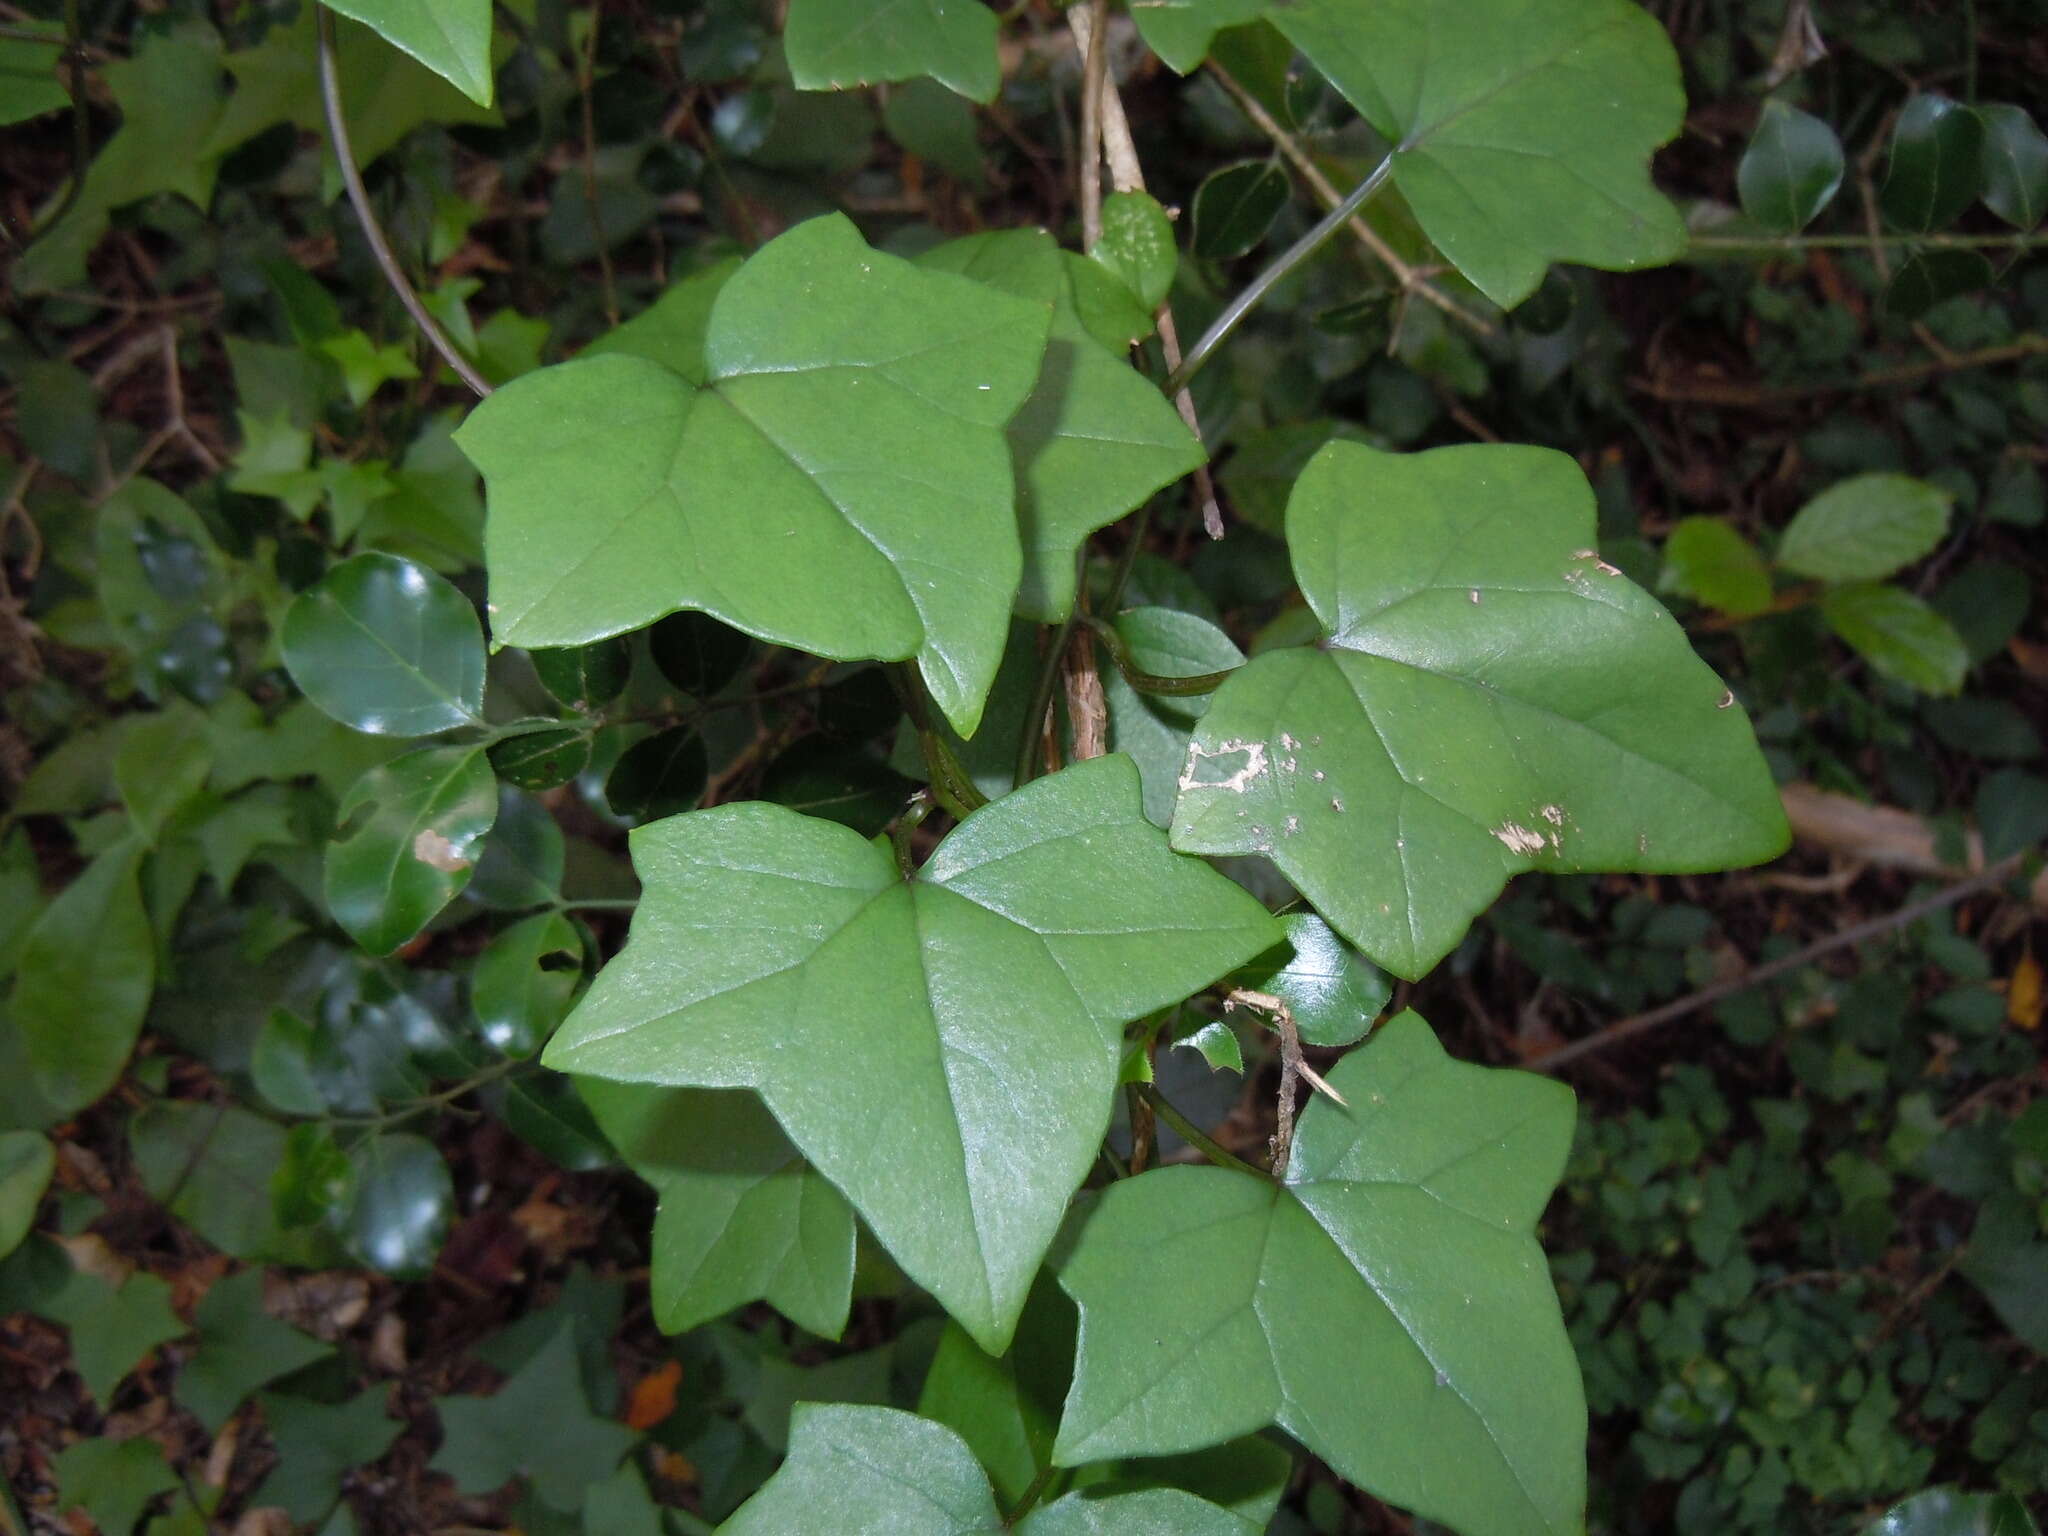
[[1529, 851, 2033, 1072], [1631, 335, 2048, 408], [1067, 6, 1223, 539], [1076, 0, 1106, 250], [1207, 60, 1495, 340], [316, 5, 492, 399]]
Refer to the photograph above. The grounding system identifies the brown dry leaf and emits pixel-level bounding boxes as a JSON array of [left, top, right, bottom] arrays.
[[267, 1271, 372, 1339], [231, 1508, 294, 1536], [369, 1313, 408, 1374], [2008, 952, 2043, 1031], [50, 1232, 131, 1288], [625, 1359, 683, 1431], [2009, 635, 2048, 680], [510, 1193, 601, 1264]]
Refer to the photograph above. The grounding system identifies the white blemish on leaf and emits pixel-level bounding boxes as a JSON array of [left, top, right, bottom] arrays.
[[1469, 589, 1481, 604], [1330, 797, 1345, 812], [413, 829, 472, 873], [1179, 738, 1268, 794], [1494, 822, 1547, 856], [1280, 732, 1299, 750], [1284, 816, 1300, 835], [1717, 689, 1735, 709], [1312, 770, 1326, 782], [1541, 805, 1565, 826]]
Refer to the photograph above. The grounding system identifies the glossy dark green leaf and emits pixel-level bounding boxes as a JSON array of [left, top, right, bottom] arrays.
[[252, 1391, 405, 1525], [459, 214, 1049, 739], [605, 726, 709, 822], [649, 610, 752, 697], [1776, 474, 1951, 582], [884, 76, 988, 184], [283, 553, 486, 737], [176, 1268, 332, 1433], [327, 746, 498, 953], [1659, 516, 1773, 617], [546, 754, 1279, 1352], [432, 1319, 639, 1509], [581, 1081, 855, 1338], [320, 0, 493, 105], [1058, 1013, 1581, 1536], [1091, 192, 1178, 312], [1820, 583, 1968, 695], [1233, 912, 1390, 1048], [1978, 103, 2048, 229], [529, 637, 633, 712], [784, 0, 998, 102], [483, 1072, 614, 1171], [1171, 442, 1788, 979], [1882, 94, 1986, 232], [1737, 100, 1845, 232], [0, 1131, 54, 1261], [1976, 769, 2048, 863], [489, 727, 591, 792], [1864, 1488, 2043, 1536], [466, 785, 565, 910], [918, 230, 1205, 621], [340, 1131, 453, 1278], [15, 838, 153, 1113], [1885, 249, 1995, 321], [915, 1273, 1076, 1507], [473, 911, 584, 1056], [759, 740, 917, 837], [1192, 160, 1290, 260]]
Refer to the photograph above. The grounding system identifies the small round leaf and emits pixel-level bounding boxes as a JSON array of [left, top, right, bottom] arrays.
[[529, 637, 632, 711], [339, 1132, 452, 1279], [473, 911, 585, 1056], [1881, 94, 1986, 233], [648, 610, 752, 697], [1979, 103, 2048, 230], [1191, 160, 1290, 261], [326, 747, 499, 953], [1737, 100, 1845, 233], [1091, 191, 1177, 312], [0, 1131, 56, 1261], [489, 727, 591, 792], [1884, 249, 1995, 321], [283, 553, 486, 736], [606, 726, 709, 821]]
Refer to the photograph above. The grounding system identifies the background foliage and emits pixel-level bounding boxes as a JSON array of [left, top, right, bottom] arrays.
[[0, 0, 2044, 1531]]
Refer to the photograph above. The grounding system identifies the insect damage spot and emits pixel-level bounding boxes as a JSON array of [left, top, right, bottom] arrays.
[[1494, 822, 1547, 856], [413, 829, 473, 873], [1717, 688, 1735, 709], [1179, 738, 1268, 794]]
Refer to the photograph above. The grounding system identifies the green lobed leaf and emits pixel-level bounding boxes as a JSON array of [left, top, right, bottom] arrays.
[[722, 1403, 1001, 1534], [783, 0, 999, 103], [1056, 1012, 1583, 1536], [1882, 94, 1986, 233], [459, 215, 1050, 738], [1091, 191, 1178, 313], [918, 230, 1206, 621], [132, 1100, 340, 1265], [253, 1390, 405, 1525], [916, 1273, 1076, 1507], [1978, 103, 2048, 230], [39, 1260, 187, 1406], [1169, 441, 1787, 979], [326, 745, 498, 953], [176, 1268, 333, 1433], [432, 1319, 639, 1509], [1776, 475, 1949, 585], [1142, 0, 1686, 306], [51, 1437, 180, 1536], [1820, 583, 1968, 696], [13, 838, 154, 1113], [1737, 100, 1845, 233], [283, 552, 487, 737], [580, 1081, 856, 1339], [582, 259, 741, 381], [545, 754, 1279, 1352], [1660, 515, 1773, 617], [319, 0, 494, 107], [0, 1131, 54, 1261]]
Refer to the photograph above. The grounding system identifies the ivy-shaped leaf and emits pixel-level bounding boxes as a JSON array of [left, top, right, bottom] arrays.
[[1056, 1012, 1583, 1536], [917, 230, 1206, 621], [432, 1320, 639, 1510], [545, 754, 1279, 1352], [1132, 0, 1687, 307], [784, 0, 1000, 103], [176, 1269, 333, 1433], [459, 215, 1050, 737], [578, 1080, 857, 1339], [320, 0, 494, 107], [721, 1403, 1253, 1534], [1169, 441, 1787, 979], [38, 1260, 187, 1406], [253, 1391, 405, 1525]]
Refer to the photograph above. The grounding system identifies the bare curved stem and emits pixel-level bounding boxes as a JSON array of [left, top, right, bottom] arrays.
[[1166, 152, 1397, 397], [316, 4, 493, 399]]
